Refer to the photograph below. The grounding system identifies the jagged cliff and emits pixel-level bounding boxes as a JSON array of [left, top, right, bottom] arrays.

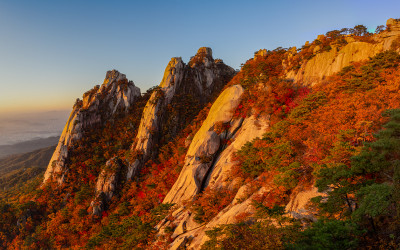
[[43, 70, 141, 184], [127, 47, 236, 180]]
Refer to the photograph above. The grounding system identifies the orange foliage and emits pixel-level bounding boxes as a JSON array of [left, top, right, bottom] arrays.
[[233, 51, 400, 216], [191, 186, 237, 224]]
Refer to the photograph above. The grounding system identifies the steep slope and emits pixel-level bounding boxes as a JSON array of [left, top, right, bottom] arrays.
[[127, 47, 236, 179], [0, 136, 59, 159], [43, 70, 141, 184], [0, 145, 55, 191], [163, 84, 245, 205], [155, 19, 400, 249]]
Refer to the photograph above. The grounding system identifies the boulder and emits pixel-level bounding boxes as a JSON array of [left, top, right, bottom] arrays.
[[89, 157, 124, 216], [285, 186, 325, 221]]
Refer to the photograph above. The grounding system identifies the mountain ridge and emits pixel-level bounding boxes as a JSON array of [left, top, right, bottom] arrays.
[[0, 136, 59, 159], [2, 18, 400, 249]]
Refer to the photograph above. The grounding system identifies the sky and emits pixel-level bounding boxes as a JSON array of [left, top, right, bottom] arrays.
[[1, 0, 400, 115]]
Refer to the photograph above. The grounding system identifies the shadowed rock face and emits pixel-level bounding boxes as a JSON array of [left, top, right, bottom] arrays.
[[90, 157, 125, 216], [95, 157, 124, 201], [127, 47, 236, 180], [43, 70, 141, 185]]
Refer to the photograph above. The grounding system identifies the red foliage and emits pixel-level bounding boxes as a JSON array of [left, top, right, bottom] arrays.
[[88, 174, 96, 182], [137, 191, 146, 199]]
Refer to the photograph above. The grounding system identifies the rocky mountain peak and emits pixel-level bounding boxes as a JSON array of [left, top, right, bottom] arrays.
[[254, 49, 268, 60], [383, 18, 400, 40], [189, 47, 214, 67], [197, 47, 213, 58], [159, 57, 185, 101], [43, 70, 141, 185], [127, 48, 236, 180], [387, 18, 400, 28], [103, 69, 126, 86], [8, 17, 400, 250]]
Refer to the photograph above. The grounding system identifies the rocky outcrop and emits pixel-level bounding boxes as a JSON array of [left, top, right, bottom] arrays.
[[285, 18, 400, 85], [161, 184, 272, 249], [163, 85, 245, 205], [156, 21, 400, 244], [380, 18, 400, 50], [127, 58, 185, 179], [127, 47, 236, 180], [159, 82, 273, 248], [285, 185, 325, 221], [290, 42, 383, 85], [205, 115, 270, 190], [43, 70, 141, 185], [94, 157, 124, 201], [90, 157, 124, 216]]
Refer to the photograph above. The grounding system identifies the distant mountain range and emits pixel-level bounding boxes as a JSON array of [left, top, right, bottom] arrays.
[[0, 145, 55, 192], [0, 136, 59, 159]]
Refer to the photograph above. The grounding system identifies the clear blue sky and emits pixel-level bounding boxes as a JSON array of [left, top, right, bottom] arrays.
[[1, 0, 399, 114]]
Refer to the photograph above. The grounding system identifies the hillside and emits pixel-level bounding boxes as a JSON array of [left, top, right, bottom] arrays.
[[0, 145, 55, 201], [0, 136, 59, 159], [1, 18, 400, 249]]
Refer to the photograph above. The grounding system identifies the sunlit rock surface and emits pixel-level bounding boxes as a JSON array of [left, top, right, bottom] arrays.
[[163, 84, 244, 205], [285, 18, 400, 85], [43, 70, 141, 184], [127, 47, 236, 180]]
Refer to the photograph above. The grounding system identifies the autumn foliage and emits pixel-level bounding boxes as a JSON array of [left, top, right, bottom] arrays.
[[2, 30, 400, 248]]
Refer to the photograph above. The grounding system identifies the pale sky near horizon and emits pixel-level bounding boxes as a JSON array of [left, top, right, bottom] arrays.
[[1, 0, 400, 114]]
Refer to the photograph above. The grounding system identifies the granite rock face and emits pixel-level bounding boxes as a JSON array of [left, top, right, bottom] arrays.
[[90, 157, 125, 216], [127, 47, 236, 180], [163, 21, 400, 248], [163, 85, 245, 205], [43, 70, 141, 185], [160, 83, 273, 249], [205, 114, 270, 190], [285, 185, 325, 221], [285, 18, 400, 85], [94, 157, 124, 201], [286, 42, 383, 85]]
